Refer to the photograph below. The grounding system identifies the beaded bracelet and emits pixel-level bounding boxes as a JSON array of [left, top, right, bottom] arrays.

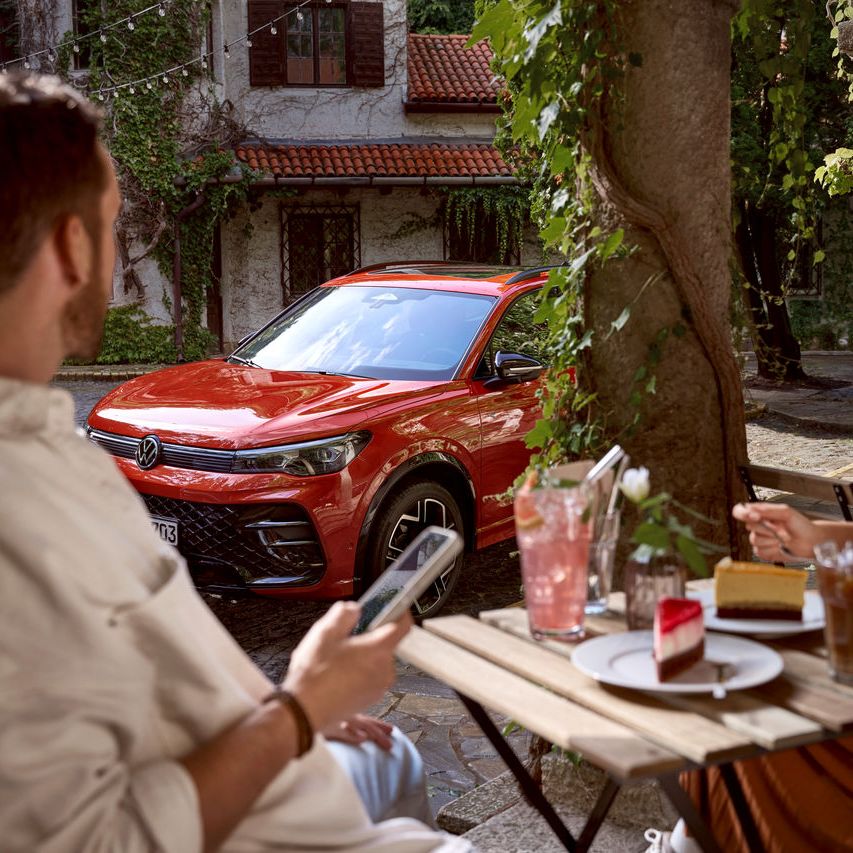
[[263, 686, 314, 758]]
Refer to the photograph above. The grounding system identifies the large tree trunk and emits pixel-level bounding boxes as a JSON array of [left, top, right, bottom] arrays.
[[735, 201, 806, 380], [584, 0, 749, 560]]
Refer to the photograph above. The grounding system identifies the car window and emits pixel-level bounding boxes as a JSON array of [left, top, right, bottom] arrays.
[[477, 289, 548, 377], [234, 286, 496, 381]]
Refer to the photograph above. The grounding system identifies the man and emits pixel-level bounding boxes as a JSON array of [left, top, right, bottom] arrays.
[[0, 73, 469, 852]]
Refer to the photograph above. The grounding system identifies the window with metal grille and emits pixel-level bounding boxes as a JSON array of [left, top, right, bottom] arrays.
[[248, 0, 384, 87], [281, 204, 360, 301]]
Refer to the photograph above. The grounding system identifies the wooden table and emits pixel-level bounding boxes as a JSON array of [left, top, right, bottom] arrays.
[[397, 585, 853, 852]]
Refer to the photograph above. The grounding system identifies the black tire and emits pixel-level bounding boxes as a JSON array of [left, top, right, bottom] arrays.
[[367, 481, 465, 618]]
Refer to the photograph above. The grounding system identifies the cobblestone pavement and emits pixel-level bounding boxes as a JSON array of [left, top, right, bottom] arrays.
[[56, 360, 851, 817]]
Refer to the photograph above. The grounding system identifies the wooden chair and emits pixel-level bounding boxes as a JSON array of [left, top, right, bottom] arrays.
[[738, 463, 853, 521]]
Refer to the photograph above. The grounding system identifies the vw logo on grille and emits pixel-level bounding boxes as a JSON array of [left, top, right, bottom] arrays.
[[136, 434, 163, 470]]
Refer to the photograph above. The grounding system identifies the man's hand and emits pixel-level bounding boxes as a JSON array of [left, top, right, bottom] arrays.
[[322, 714, 394, 750], [284, 601, 412, 735]]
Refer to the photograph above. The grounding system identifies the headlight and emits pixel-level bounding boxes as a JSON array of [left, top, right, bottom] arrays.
[[232, 431, 371, 476]]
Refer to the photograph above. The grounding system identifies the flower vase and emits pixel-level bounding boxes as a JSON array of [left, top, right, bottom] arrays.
[[624, 547, 686, 630]]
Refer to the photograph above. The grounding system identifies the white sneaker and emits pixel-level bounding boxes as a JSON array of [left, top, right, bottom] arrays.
[[670, 819, 703, 853], [643, 828, 672, 852]]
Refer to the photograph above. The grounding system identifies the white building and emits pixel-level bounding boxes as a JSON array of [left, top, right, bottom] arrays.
[[3, 1, 538, 353]]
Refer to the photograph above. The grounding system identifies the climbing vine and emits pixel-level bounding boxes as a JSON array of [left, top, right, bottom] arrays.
[[51, 0, 255, 361], [444, 186, 528, 263], [472, 0, 628, 466]]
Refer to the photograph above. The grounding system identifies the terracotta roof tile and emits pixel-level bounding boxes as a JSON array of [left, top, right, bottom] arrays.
[[407, 34, 499, 104], [234, 143, 515, 180]]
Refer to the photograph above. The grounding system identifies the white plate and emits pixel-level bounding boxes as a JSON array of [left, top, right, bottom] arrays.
[[688, 588, 825, 636], [571, 631, 783, 694]]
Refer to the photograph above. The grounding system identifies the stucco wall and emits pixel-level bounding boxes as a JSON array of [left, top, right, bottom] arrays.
[[213, 0, 494, 142], [219, 187, 544, 347]]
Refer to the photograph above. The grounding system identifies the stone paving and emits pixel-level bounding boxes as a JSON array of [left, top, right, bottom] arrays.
[[56, 350, 852, 843]]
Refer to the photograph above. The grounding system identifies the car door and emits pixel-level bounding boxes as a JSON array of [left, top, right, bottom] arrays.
[[470, 288, 547, 545]]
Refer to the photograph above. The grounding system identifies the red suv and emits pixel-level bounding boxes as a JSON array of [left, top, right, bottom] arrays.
[[87, 263, 549, 615]]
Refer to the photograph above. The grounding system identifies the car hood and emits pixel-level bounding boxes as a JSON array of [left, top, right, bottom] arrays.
[[88, 360, 445, 449]]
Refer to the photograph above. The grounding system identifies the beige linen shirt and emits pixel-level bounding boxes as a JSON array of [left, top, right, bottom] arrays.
[[0, 378, 469, 853]]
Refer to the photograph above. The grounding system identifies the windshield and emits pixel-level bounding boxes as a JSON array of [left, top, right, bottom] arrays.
[[232, 286, 497, 381]]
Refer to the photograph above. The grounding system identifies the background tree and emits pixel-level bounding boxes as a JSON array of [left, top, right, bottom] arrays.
[[475, 0, 748, 556], [407, 0, 475, 34], [732, 0, 852, 379]]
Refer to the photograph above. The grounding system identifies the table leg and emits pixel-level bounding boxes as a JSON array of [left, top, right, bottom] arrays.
[[658, 773, 723, 853], [718, 763, 765, 853], [576, 776, 620, 851], [456, 693, 578, 851]]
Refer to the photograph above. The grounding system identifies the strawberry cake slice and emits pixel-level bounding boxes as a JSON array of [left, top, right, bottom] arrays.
[[653, 597, 705, 681]]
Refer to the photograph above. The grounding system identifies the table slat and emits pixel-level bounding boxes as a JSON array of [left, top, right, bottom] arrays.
[[776, 649, 853, 698], [397, 626, 684, 780], [428, 614, 754, 765], [481, 608, 825, 751]]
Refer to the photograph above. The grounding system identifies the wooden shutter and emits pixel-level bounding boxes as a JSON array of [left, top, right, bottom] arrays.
[[248, 0, 284, 86], [348, 2, 384, 87]]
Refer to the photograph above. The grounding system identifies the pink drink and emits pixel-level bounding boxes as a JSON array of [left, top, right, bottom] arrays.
[[515, 486, 590, 640]]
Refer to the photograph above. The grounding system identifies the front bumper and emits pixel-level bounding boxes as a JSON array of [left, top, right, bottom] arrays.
[[141, 494, 326, 592]]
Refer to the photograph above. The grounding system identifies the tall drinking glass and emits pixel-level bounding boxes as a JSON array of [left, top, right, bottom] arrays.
[[514, 483, 591, 641], [586, 511, 620, 615], [815, 541, 853, 686]]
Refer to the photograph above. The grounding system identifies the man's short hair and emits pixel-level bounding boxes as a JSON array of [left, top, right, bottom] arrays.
[[0, 73, 106, 294]]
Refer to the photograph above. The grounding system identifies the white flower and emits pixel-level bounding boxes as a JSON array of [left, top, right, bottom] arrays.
[[620, 467, 650, 503]]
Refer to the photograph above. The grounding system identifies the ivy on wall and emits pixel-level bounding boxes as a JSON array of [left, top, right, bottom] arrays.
[[445, 185, 528, 263], [54, 0, 254, 362]]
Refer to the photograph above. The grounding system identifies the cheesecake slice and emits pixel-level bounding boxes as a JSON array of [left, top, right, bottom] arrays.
[[714, 558, 806, 620], [653, 597, 705, 681]]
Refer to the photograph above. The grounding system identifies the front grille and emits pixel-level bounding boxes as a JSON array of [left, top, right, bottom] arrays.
[[141, 494, 326, 587], [88, 429, 234, 473]]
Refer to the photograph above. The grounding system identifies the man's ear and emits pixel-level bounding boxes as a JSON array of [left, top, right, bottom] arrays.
[[54, 214, 93, 291]]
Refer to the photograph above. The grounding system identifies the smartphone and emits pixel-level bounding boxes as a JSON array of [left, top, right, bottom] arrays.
[[352, 526, 463, 634]]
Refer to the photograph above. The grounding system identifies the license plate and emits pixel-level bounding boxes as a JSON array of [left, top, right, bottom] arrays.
[[151, 515, 179, 547]]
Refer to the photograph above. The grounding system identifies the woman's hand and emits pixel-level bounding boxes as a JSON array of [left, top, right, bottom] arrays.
[[732, 502, 819, 561]]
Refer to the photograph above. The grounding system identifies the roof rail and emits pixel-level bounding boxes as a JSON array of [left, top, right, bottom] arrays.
[[505, 264, 565, 285], [348, 260, 453, 275]]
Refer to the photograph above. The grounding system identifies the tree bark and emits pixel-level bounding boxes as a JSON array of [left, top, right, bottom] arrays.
[[585, 0, 750, 560]]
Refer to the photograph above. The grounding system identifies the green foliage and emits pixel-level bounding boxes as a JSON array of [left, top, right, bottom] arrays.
[[408, 0, 476, 34], [472, 1, 627, 467], [96, 305, 176, 364], [732, 0, 852, 344], [816, 148, 853, 196]]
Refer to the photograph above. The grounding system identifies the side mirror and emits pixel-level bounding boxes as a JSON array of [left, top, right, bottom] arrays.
[[494, 350, 544, 383]]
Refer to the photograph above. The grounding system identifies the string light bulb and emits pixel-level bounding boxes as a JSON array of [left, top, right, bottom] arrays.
[[99, 30, 107, 43], [158, 3, 166, 16], [128, 17, 135, 31], [201, 57, 208, 69], [246, 35, 253, 47], [129, 85, 136, 94], [223, 44, 230, 59], [72, 42, 80, 53], [47, 50, 56, 62], [296, 10, 303, 24], [146, 80, 153, 89], [181, 67, 189, 76], [23, 58, 31, 69], [270, 24, 277, 35]]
